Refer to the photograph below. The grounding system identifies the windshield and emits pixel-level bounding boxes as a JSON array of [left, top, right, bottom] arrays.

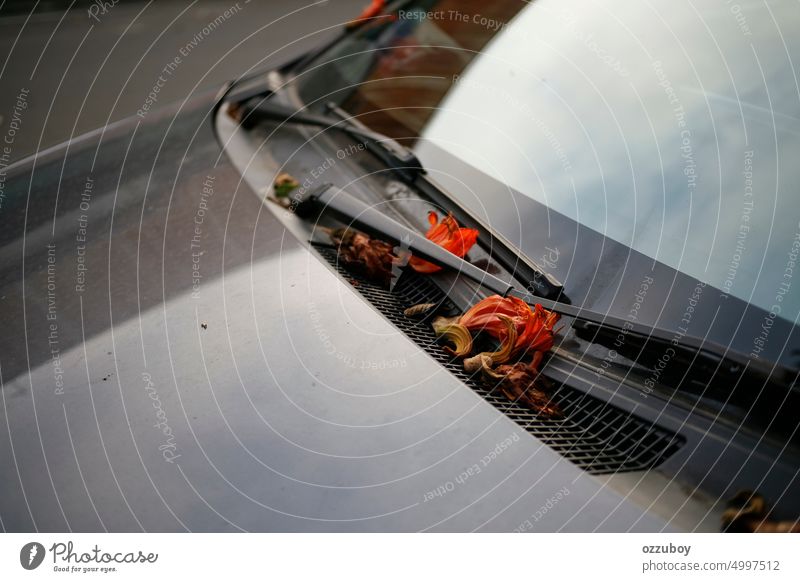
[[293, 0, 800, 325]]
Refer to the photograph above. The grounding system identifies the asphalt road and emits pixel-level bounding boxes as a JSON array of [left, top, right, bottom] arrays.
[[0, 0, 365, 163]]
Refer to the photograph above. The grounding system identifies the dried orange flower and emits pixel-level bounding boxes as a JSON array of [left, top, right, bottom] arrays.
[[459, 295, 559, 357], [409, 212, 479, 274]]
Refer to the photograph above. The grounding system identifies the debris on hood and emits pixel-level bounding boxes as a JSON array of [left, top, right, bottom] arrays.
[[410, 295, 561, 418], [226, 101, 243, 123], [432, 316, 473, 358], [462, 314, 517, 370], [722, 490, 800, 533], [325, 210, 479, 285], [326, 227, 397, 287], [409, 212, 479, 274], [459, 295, 559, 357], [273, 173, 300, 198], [486, 358, 562, 419]]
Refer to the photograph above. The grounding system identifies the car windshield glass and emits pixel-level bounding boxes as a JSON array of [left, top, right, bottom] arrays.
[[293, 0, 800, 325], [293, 0, 526, 139]]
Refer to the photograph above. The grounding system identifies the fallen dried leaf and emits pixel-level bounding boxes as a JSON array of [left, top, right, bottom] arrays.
[[485, 359, 562, 419], [432, 316, 473, 358], [404, 303, 438, 319], [460, 295, 559, 357], [463, 315, 517, 371], [274, 173, 300, 198], [722, 491, 800, 533], [328, 227, 396, 286]]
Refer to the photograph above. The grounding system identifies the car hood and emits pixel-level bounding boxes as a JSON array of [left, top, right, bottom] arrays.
[[0, 89, 671, 531]]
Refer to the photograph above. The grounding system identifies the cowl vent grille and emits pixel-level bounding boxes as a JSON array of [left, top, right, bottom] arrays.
[[313, 244, 683, 475]]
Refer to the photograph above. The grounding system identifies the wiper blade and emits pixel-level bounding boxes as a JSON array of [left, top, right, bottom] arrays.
[[296, 184, 799, 402], [234, 98, 565, 300], [568, 317, 799, 430], [235, 98, 424, 182]]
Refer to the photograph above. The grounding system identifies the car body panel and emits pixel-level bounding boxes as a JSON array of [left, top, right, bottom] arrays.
[[0, 91, 671, 532]]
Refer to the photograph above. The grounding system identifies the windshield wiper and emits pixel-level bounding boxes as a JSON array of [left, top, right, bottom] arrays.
[[233, 96, 799, 438], [234, 98, 424, 182], [235, 98, 798, 388], [294, 183, 799, 430], [232, 97, 565, 300]]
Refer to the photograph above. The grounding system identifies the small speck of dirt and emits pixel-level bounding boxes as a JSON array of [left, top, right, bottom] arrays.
[[201, 323, 208, 330]]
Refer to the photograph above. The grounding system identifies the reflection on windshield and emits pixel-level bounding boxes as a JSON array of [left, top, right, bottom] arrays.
[[416, 0, 800, 324], [295, 0, 525, 140]]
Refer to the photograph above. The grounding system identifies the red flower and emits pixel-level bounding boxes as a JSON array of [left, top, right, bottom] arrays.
[[347, 0, 388, 28], [409, 212, 479, 273], [458, 295, 559, 357]]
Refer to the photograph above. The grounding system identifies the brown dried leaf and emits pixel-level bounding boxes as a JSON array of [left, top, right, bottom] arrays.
[[404, 303, 438, 319], [486, 361, 562, 419], [463, 353, 492, 374], [722, 491, 800, 533], [462, 314, 517, 372], [274, 173, 300, 198], [328, 228, 396, 286]]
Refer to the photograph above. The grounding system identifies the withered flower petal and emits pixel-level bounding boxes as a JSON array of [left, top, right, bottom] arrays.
[[487, 315, 517, 364], [432, 316, 472, 358], [327, 227, 396, 286], [462, 314, 517, 371], [409, 212, 479, 274], [431, 315, 458, 331], [459, 294, 559, 357], [463, 353, 493, 374]]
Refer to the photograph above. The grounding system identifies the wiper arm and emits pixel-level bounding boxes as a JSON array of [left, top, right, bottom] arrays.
[[295, 184, 798, 407], [570, 316, 799, 442], [325, 103, 566, 300], [235, 98, 424, 182], [233, 97, 565, 300]]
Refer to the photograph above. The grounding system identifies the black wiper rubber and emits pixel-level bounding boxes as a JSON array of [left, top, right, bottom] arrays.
[[296, 184, 798, 400], [237, 99, 424, 182]]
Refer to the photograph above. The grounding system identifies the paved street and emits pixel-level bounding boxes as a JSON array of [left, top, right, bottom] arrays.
[[0, 0, 364, 162]]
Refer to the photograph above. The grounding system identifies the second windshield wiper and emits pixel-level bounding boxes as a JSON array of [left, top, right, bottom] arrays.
[[293, 183, 799, 424]]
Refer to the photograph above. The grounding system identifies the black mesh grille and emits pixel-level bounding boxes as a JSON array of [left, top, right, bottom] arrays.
[[314, 244, 683, 474]]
